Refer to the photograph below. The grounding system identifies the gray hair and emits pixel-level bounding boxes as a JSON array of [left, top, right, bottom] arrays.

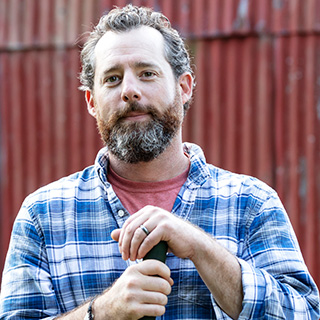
[[79, 4, 194, 112]]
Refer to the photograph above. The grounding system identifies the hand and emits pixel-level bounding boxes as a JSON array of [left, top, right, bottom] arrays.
[[111, 205, 204, 262], [95, 260, 173, 319], [111, 206, 243, 320]]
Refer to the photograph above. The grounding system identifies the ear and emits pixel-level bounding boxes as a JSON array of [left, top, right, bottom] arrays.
[[178, 72, 193, 105], [85, 90, 96, 117]]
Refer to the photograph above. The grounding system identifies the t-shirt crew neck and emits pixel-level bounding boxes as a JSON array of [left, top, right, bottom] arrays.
[[107, 162, 190, 215]]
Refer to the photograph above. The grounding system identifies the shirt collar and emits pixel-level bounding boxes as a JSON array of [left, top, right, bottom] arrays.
[[94, 147, 109, 187], [94, 143, 211, 188], [183, 142, 211, 187]]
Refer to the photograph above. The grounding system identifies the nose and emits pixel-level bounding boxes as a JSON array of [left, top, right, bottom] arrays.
[[121, 74, 141, 102]]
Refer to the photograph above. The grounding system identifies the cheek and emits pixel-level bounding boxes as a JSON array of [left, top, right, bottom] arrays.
[[98, 107, 113, 123], [95, 92, 117, 119], [153, 82, 176, 105]]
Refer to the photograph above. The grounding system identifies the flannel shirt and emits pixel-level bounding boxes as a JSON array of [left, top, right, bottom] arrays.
[[1, 143, 319, 319]]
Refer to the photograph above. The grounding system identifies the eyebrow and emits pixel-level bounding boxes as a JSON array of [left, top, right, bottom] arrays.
[[100, 61, 160, 79], [100, 64, 122, 79], [133, 61, 160, 70]]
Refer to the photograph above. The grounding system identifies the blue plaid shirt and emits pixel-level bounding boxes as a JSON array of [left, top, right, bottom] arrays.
[[1, 143, 319, 319]]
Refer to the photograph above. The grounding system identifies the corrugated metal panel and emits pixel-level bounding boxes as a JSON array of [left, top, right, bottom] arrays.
[[274, 34, 320, 279], [1, 0, 320, 289], [184, 35, 274, 183], [0, 0, 103, 271]]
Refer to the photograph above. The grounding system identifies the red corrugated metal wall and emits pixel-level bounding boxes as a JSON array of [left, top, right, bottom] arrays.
[[1, 0, 320, 287]]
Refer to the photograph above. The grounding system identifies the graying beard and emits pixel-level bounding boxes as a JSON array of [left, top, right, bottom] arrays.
[[107, 120, 173, 163]]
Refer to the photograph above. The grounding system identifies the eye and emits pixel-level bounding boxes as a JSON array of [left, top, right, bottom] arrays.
[[143, 71, 154, 77], [141, 71, 156, 79], [105, 75, 121, 84]]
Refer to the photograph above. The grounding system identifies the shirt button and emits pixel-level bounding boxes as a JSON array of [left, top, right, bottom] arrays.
[[118, 209, 125, 217]]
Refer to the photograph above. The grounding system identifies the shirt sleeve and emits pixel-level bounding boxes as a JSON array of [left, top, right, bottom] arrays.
[[237, 191, 320, 319], [0, 203, 59, 319]]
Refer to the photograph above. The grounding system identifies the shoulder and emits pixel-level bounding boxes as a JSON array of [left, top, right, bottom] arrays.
[[185, 142, 275, 201], [184, 143, 283, 227], [14, 165, 103, 240], [24, 147, 111, 207], [22, 165, 100, 211], [210, 165, 274, 199]]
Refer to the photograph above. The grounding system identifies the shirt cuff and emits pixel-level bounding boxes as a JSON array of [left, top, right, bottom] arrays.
[[237, 258, 267, 319]]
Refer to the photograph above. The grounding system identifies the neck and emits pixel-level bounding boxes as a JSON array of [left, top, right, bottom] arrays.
[[108, 135, 189, 182]]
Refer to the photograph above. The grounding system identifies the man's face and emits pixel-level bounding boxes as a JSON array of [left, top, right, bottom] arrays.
[[87, 26, 186, 163]]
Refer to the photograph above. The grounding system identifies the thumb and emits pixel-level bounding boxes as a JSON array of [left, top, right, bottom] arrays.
[[111, 228, 121, 242]]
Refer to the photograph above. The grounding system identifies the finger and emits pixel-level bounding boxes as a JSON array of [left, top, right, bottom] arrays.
[[121, 218, 153, 260], [118, 208, 146, 246], [111, 228, 121, 242], [141, 291, 169, 306], [138, 304, 166, 318], [118, 218, 133, 247], [138, 260, 173, 287], [143, 277, 172, 296], [129, 218, 164, 261], [136, 227, 164, 260], [120, 222, 142, 260], [119, 205, 155, 246], [129, 225, 151, 261]]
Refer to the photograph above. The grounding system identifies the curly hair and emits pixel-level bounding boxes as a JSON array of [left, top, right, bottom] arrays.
[[79, 4, 194, 112]]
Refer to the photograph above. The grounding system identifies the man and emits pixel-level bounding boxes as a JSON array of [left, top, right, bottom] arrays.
[[0, 4, 319, 320]]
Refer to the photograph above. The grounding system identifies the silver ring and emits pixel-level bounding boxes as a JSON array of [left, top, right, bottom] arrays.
[[140, 224, 150, 236]]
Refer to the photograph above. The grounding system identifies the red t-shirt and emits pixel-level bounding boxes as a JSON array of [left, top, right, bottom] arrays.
[[107, 163, 190, 215]]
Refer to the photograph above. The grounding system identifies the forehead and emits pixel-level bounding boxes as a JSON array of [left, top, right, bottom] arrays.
[[94, 26, 169, 71]]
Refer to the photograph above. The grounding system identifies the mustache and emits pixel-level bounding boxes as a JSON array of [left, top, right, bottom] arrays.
[[121, 101, 158, 118], [107, 102, 160, 124]]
